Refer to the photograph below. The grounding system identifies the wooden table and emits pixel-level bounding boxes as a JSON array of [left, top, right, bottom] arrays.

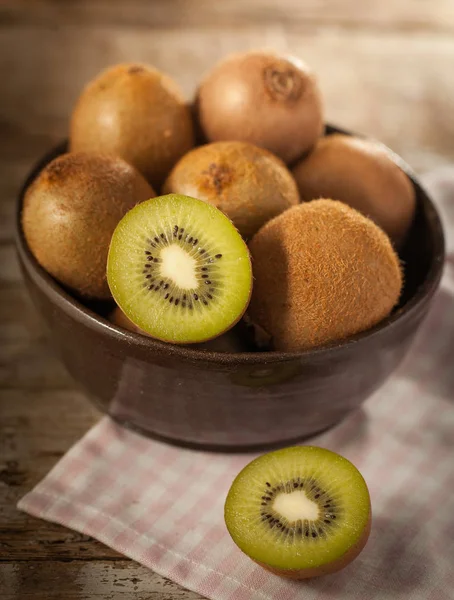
[[1, 1, 453, 597]]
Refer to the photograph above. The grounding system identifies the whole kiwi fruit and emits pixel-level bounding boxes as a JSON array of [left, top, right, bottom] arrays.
[[249, 199, 403, 351], [22, 152, 154, 300], [196, 50, 324, 164], [163, 141, 299, 239], [70, 63, 195, 188], [292, 134, 416, 247]]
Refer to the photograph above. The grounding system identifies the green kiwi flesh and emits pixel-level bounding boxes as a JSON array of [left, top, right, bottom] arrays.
[[107, 194, 253, 344], [224, 446, 371, 579]]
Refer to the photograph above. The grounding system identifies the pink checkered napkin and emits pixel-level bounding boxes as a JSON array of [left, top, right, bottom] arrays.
[[19, 175, 454, 600]]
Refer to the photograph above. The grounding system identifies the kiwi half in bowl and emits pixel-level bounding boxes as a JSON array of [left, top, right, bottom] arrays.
[[225, 446, 371, 579], [107, 194, 253, 344]]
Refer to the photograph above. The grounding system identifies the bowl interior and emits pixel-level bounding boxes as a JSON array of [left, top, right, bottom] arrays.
[[16, 126, 445, 365]]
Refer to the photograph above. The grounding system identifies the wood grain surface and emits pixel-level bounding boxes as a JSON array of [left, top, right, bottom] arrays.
[[1, 1, 453, 598]]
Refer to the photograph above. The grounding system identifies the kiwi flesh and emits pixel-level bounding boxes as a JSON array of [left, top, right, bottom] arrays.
[[292, 134, 416, 247], [163, 141, 299, 239], [109, 305, 252, 352], [107, 194, 253, 344], [249, 199, 403, 351], [196, 50, 324, 164], [70, 63, 194, 188], [224, 446, 371, 579], [21, 152, 154, 300]]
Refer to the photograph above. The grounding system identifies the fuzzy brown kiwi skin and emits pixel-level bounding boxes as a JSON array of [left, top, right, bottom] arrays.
[[109, 306, 251, 352], [163, 141, 300, 239], [196, 50, 324, 164], [248, 199, 403, 352], [253, 508, 372, 580], [292, 134, 416, 247], [22, 152, 155, 300], [70, 63, 195, 188]]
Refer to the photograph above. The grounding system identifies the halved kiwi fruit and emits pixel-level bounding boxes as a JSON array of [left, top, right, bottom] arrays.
[[224, 446, 371, 579], [21, 152, 154, 300], [107, 194, 253, 344], [248, 199, 403, 351], [196, 50, 324, 164], [292, 134, 416, 247], [70, 63, 194, 188], [163, 141, 299, 239]]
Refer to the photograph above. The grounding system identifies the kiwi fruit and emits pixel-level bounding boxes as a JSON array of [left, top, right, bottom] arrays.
[[70, 63, 195, 188], [22, 152, 154, 299], [224, 446, 371, 579], [109, 305, 251, 352], [196, 50, 324, 164], [292, 134, 416, 247], [163, 141, 299, 239], [249, 199, 403, 351], [107, 193, 253, 344]]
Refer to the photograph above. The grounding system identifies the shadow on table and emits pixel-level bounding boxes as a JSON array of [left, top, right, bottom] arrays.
[[304, 514, 434, 597]]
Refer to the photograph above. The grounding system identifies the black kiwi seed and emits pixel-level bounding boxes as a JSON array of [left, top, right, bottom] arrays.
[[138, 225, 228, 312]]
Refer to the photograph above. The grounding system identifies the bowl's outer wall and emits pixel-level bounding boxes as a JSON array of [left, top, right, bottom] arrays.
[[15, 129, 445, 450]]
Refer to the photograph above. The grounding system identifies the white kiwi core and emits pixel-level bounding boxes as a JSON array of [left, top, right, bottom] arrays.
[[160, 244, 198, 289], [273, 490, 320, 522]]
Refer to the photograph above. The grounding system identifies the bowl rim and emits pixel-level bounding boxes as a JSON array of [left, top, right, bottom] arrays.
[[15, 126, 446, 366]]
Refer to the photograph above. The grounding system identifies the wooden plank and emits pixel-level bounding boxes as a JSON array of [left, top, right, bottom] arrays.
[[0, 389, 103, 560], [0, 561, 203, 599], [0, 27, 453, 175], [0, 389, 203, 598], [0, 0, 453, 33]]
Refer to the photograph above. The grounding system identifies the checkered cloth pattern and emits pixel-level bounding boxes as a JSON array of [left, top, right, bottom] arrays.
[[18, 169, 454, 600]]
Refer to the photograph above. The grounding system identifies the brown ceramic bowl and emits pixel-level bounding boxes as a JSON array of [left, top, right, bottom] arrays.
[[15, 126, 445, 451]]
